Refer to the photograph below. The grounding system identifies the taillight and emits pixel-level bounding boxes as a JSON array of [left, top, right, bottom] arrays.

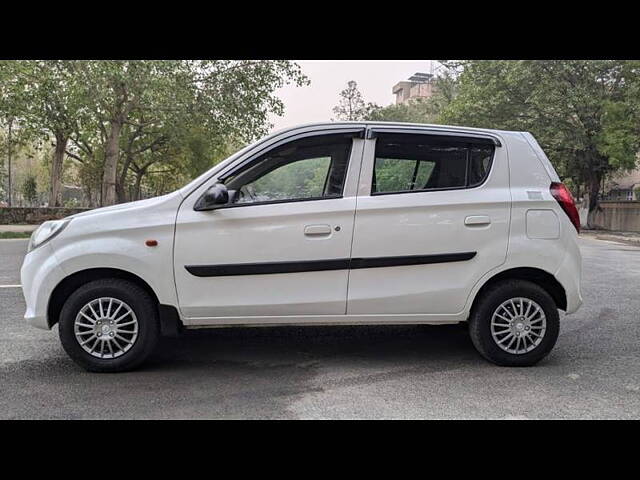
[[550, 182, 580, 233]]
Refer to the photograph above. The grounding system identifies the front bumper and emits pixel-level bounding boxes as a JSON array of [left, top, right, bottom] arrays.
[[21, 243, 67, 330]]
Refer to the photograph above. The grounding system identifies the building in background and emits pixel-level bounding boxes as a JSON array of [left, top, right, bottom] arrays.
[[392, 72, 436, 105], [603, 168, 640, 201]]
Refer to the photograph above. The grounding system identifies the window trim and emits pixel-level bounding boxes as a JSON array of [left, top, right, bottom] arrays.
[[217, 128, 364, 183], [205, 194, 344, 210], [369, 133, 496, 196], [366, 126, 502, 147]]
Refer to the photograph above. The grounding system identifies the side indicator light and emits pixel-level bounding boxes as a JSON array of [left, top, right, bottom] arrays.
[[145, 240, 158, 247]]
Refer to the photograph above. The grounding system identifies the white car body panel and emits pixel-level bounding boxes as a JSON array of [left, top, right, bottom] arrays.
[[51, 193, 182, 306], [20, 121, 582, 331]]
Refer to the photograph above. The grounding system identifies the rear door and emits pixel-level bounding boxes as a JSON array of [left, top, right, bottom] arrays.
[[347, 128, 510, 316]]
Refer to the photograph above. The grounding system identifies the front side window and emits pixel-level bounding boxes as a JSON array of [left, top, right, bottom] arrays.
[[372, 133, 495, 195], [224, 133, 353, 205]]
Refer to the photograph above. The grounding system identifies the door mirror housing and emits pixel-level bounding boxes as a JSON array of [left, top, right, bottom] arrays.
[[194, 183, 232, 211]]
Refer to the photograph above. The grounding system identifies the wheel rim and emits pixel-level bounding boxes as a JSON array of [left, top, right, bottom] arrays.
[[73, 297, 139, 359], [490, 297, 546, 355]]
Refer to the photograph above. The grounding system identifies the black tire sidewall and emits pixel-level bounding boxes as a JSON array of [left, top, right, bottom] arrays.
[[58, 279, 159, 372], [469, 280, 560, 367]]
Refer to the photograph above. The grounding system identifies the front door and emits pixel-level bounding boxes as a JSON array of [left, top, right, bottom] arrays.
[[174, 130, 363, 321]]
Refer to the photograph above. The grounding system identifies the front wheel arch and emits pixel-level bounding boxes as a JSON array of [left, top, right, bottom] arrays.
[[47, 268, 160, 329]]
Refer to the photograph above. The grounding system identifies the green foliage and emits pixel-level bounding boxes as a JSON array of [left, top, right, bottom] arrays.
[[0, 60, 309, 206], [374, 158, 434, 193], [439, 60, 640, 220], [367, 100, 434, 123], [21, 175, 37, 205], [599, 100, 640, 172], [0, 231, 32, 239], [243, 157, 330, 201]]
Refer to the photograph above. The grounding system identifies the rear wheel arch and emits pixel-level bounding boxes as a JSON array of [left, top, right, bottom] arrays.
[[469, 267, 567, 317]]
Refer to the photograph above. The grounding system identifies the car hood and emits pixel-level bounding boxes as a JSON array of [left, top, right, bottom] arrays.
[[67, 192, 183, 220]]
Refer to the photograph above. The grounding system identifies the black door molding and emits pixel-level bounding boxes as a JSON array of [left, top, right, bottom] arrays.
[[185, 252, 477, 277]]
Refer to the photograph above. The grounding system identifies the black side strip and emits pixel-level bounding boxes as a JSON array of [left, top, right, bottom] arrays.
[[185, 252, 476, 277], [185, 259, 350, 277], [350, 252, 476, 269]]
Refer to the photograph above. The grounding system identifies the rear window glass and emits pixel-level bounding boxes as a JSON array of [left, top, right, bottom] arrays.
[[372, 133, 495, 194]]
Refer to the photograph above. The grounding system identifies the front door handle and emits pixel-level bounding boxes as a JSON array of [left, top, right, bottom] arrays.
[[465, 215, 491, 226], [304, 224, 332, 236]]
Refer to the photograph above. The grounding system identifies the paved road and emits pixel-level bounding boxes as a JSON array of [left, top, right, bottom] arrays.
[[1, 237, 639, 419]]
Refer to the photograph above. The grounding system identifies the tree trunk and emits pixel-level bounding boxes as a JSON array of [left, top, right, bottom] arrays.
[[6, 118, 13, 206], [116, 154, 134, 203], [116, 175, 127, 203], [101, 120, 123, 206], [49, 133, 68, 207], [586, 171, 602, 229], [133, 171, 144, 201]]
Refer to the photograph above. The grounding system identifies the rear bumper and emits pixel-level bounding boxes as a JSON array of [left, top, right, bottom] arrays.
[[555, 243, 582, 314]]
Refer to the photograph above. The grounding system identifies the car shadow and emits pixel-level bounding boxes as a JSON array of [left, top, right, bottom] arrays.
[[144, 323, 481, 372]]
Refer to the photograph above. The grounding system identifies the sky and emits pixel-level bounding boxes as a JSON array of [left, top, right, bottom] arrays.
[[268, 60, 438, 133]]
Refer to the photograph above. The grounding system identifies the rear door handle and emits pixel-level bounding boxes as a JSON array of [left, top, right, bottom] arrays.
[[304, 224, 332, 236], [465, 215, 491, 226]]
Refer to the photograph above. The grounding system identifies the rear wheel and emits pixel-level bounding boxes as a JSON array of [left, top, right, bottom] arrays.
[[58, 278, 160, 372], [469, 280, 559, 366]]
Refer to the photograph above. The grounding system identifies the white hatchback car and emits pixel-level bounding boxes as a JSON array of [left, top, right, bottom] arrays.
[[21, 122, 582, 372]]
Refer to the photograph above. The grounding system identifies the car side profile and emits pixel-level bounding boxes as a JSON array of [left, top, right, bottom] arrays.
[[21, 122, 582, 372]]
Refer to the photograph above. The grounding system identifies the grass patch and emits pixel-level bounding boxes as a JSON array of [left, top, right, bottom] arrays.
[[0, 231, 32, 239]]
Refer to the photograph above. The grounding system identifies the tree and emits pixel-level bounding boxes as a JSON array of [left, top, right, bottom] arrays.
[[333, 81, 376, 121], [0, 60, 86, 207], [1, 60, 309, 208], [21, 174, 37, 205], [3, 118, 13, 206], [0, 64, 25, 206], [599, 60, 640, 181], [68, 60, 308, 205], [439, 60, 639, 227]]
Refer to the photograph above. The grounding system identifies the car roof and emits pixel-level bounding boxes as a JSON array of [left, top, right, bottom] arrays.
[[270, 121, 522, 137]]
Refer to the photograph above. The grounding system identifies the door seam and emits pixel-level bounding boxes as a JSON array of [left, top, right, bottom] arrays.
[[345, 132, 370, 314]]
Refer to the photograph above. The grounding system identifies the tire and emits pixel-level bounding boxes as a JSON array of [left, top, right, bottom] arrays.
[[58, 278, 160, 372], [468, 280, 559, 367]]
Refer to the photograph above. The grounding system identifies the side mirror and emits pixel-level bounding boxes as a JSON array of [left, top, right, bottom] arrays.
[[194, 183, 231, 211]]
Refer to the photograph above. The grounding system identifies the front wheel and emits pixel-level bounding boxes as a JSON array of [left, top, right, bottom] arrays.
[[58, 278, 160, 372], [469, 280, 559, 366]]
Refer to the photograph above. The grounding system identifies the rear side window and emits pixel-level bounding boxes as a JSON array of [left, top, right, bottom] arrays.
[[372, 133, 495, 195]]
